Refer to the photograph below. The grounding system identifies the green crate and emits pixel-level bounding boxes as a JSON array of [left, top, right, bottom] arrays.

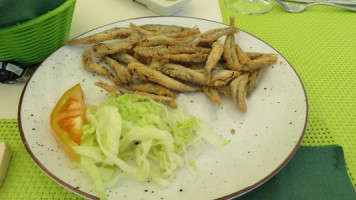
[[0, 0, 76, 66]]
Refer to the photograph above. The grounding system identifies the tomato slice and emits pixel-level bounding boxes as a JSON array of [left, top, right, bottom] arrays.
[[50, 83, 85, 162]]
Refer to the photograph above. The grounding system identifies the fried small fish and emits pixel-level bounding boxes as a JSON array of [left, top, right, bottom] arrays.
[[210, 70, 240, 87], [66, 27, 132, 44], [205, 41, 224, 79], [82, 50, 119, 85], [202, 86, 221, 105], [157, 63, 209, 85], [230, 73, 249, 112], [104, 56, 132, 84], [128, 62, 199, 92]]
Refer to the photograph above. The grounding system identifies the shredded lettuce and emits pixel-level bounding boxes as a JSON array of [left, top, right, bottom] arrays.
[[75, 94, 230, 199]]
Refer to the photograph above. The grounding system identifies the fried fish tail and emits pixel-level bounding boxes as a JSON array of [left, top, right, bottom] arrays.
[[202, 86, 221, 106]]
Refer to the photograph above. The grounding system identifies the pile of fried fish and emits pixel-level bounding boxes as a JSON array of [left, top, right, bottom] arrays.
[[66, 17, 278, 112]]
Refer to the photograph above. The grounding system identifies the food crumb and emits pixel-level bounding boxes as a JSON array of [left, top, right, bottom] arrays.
[[280, 61, 283, 64], [230, 129, 236, 134]]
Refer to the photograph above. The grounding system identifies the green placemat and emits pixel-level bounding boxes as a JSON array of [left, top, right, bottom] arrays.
[[219, 0, 356, 191], [0, 119, 83, 199], [0, 117, 354, 199]]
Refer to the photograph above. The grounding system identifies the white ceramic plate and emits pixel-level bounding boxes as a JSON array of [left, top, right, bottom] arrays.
[[19, 17, 308, 200]]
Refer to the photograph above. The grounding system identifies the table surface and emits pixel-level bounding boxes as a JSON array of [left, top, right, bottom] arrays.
[[1, 0, 356, 199]]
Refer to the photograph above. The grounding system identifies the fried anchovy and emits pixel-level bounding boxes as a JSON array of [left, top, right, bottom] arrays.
[[210, 70, 240, 87], [128, 62, 199, 92], [123, 82, 175, 98], [95, 81, 177, 108], [82, 50, 119, 85], [247, 67, 266, 97], [230, 73, 249, 112], [244, 53, 278, 71], [104, 56, 132, 84], [110, 52, 138, 65], [93, 40, 136, 58], [202, 86, 221, 105], [66, 27, 132, 44], [157, 63, 209, 85], [205, 41, 224, 79], [163, 53, 209, 63]]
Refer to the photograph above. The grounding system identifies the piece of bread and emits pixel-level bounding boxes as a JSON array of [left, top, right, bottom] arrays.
[[0, 142, 11, 187]]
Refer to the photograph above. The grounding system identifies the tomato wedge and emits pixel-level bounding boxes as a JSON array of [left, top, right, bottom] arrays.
[[50, 83, 85, 162]]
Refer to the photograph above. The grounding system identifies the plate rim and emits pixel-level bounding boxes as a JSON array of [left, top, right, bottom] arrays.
[[18, 16, 308, 200]]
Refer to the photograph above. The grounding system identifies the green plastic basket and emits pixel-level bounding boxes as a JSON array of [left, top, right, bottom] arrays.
[[0, 0, 76, 66]]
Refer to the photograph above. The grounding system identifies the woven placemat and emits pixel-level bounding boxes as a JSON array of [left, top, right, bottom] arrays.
[[0, 119, 84, 199], [0, 114, 352, 199], [219, 0, 356, 190]]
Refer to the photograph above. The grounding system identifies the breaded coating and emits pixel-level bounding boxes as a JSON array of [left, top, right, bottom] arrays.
[[110, 52, 138, 65], [66, 27, 132, 44], [205, 41, 224, 79], [93, 40, 136, 58], [128, 62, 199, 92], [82, 50, 119, 85], [245, 53, 278, 71], [247, 67, 266, 97], [210, 70, 240, 87], [104, 56, 132, 84], [157, 63, 209, 85], [202, 86, 221, 105], [230, 73, 249, 112], [124, 82, 175, 98], [134, 45, 197, 58], [95, 81, 177, 108], [163, 53, 209, 63]]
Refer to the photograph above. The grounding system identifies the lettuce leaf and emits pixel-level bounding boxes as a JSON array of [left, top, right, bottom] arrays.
[[75, 94, 230, 199]]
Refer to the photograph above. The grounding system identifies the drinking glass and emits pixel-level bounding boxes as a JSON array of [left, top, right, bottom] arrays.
[[226, 0, 273, 15]]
